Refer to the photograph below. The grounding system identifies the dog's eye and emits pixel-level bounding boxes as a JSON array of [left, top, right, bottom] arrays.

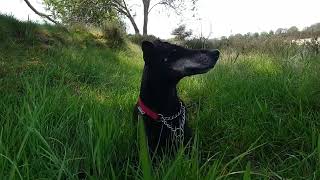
[[164, 58, 168, 62]]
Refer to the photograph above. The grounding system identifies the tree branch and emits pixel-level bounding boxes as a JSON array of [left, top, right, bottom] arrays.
[[109, 1, 130, 16], [148, 1, 166, 13], [148, 0, 182, 15], [108, 0, 140, 34], [23, 0, 60, 25]]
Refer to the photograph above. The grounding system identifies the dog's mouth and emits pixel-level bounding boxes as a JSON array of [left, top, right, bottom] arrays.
[[171, 49, 220, 77], [184, 63, 213, 76], [193, 64, 215, 74]]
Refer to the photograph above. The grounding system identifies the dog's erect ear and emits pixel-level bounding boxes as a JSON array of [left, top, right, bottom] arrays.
[[141, 41, 155, 64], [141, 41, 154, 52]]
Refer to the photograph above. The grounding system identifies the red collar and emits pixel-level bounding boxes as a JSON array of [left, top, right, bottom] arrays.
[[137, 97, 159, 120]]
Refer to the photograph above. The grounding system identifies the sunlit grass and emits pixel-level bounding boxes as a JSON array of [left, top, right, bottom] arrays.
[[1, 14, 320, 179]]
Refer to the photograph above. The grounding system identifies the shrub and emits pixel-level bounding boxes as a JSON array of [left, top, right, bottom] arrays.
[[184, 37, 215, 49], [0, 14, 37, 44], [102, 21, 125, 48], [127, 34, 158, 45]]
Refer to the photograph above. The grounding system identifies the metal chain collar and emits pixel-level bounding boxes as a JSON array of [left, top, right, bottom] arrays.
[[158, 102, 186, 142]]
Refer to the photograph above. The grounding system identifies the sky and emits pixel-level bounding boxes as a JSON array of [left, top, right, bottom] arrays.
[[0, 0, 319, 39]]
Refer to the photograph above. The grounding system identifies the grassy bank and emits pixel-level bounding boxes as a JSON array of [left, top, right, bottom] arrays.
[[1, 15, 320, 179]]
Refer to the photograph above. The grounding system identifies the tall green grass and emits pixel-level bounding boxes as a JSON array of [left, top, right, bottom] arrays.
[[0, 15, 320, 179]]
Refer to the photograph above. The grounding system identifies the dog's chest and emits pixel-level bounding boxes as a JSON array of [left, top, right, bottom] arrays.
[[139, 111, 186, 145]]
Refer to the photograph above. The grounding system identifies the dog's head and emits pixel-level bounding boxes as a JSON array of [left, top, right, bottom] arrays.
[[141, 40, 220, 81]]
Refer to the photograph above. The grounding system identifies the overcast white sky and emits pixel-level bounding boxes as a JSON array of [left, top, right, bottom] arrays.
[[0, 0, 319, 39]]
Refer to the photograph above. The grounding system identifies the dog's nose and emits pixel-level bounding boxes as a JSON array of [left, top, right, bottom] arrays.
[[209, 50, 220, 59]]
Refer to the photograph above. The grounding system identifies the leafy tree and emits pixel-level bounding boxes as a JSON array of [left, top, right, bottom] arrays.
[[303, 23, 320, 37], [172, 24, 192, 41], [286, 26, 299, 38], [253, 32, 259, 38], [233, 33, 243, 38], [269, 30, 274, 35], [260, 31, 269, 38], [44, 0, 118, 26], [275, 28, 287, 35], [44, 0, 198, 35], [287, 26, 299, 34], [305, 23, 320, 32]]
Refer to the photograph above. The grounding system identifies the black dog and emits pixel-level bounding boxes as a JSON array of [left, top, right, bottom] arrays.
[[134, 40, 220, 154]]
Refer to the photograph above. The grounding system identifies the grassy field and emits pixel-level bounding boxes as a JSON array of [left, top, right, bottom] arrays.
[[1, 15, 320, 179]]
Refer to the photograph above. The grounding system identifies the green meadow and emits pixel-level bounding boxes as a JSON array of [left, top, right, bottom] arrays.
[[1, 15, 320, 179]]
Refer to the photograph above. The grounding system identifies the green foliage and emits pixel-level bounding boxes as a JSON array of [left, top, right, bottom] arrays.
[[128, 34, 158, 45], [1, 15, 320, 179], [43, 0, 117, 25], [304, 23, 320, 34], [213, 34, 320, 59], [287, 26, 299, 34], [138, 119, 153, 180], [180, 25, 320, 61], [243, 162, 251, 180], [183, 37, 213, 49], [181, 22, 320, 58], [172, 24, 193, 41], [0, 14, 37, 44], [102, 20, 126, 48]]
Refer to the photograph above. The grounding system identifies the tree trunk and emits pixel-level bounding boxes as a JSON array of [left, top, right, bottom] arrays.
[[142, 0, 150, 36], [127, 14, 140, 35], [113, 1, 140, 35]]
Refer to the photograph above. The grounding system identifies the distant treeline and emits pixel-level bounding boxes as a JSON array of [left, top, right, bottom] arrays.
[[126, 22, 320, 59], [174, 23, 320, 58]]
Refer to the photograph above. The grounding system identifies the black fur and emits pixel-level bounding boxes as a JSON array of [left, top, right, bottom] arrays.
[[134, 40, 220, 154]]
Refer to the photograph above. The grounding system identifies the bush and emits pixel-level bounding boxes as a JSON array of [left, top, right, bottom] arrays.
[[127, 34, 158, 45], [184, 38, 216, 49], [0, 14, 37, 44], [102, 21, 125, 48]]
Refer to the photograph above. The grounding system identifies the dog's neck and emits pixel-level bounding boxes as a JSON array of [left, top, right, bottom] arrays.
[[139, 66, 181, 115]]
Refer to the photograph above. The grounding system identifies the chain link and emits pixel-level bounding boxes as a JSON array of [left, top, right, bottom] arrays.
[[158, 102, 186, 142]]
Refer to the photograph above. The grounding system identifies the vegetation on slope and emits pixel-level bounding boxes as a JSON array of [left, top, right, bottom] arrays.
[[1, 15, 320, 179]]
